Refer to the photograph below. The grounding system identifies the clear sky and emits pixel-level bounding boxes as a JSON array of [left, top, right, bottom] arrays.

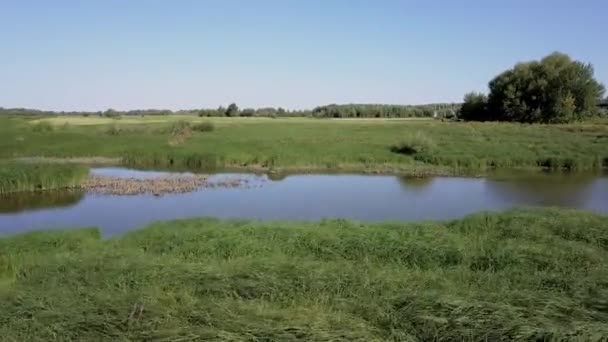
[[1, 0, 606, 111]]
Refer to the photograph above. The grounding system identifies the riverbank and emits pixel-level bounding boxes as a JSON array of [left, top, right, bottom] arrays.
[[2, 116, 607, 175], [1, 208, 607, 340]]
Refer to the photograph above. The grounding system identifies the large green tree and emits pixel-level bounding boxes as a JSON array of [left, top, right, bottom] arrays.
[[462, 52, 605, 123], [225, 103, 239, 117]]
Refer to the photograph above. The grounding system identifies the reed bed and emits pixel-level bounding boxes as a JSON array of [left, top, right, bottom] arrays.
[[0, 163, 89, 194]]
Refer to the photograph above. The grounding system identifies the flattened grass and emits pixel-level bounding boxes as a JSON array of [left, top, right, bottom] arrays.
[[1, 208, 607, 340]]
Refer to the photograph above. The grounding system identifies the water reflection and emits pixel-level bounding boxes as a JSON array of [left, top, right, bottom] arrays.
[[0, 190, 85, 214], [397, 176, 435, 191], [485, 172, 601, 207]]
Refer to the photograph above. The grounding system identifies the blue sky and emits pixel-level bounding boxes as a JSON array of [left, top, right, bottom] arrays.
[[1, 0, 606, 111]]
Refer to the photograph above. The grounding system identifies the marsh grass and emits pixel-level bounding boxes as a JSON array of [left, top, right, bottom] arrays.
[[0, 163, 89, 194], [0, 208, 607, 340]]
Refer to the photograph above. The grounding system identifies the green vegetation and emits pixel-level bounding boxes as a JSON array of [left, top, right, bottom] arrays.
[[312, 103, 459, 118], [1, 116, 608, 173], [191, 121, 215, 132], [391, 132, 436, 155], [0, 162, 89, 194], [462, 52, 606, 123], [1, 208, 607, 340]]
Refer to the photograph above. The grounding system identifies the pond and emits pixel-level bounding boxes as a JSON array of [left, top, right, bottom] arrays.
[[1, 167, 607, 236]]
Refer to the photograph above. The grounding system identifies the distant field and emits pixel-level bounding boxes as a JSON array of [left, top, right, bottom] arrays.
[[2, 116, 608, 174], [31, 115, 433, 127]]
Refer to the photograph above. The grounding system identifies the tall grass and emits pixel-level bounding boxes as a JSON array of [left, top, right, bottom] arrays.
[[0, 163, 89, 194], [391, 131, 436, 155], [0, 208, 607, 340]]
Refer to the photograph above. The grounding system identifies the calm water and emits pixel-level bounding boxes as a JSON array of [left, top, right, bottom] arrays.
[[1, 167, 607, 236]]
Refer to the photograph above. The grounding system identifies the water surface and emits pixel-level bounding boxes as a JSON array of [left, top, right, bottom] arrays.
[[1, 168, 607, 236]]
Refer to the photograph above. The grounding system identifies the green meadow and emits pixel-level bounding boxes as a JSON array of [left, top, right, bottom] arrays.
[[1, 116, 607, 175]]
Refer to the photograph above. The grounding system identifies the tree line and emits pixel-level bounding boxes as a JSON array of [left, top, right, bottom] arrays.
[[0, 103, 460, 119], [311, 103, 460, 118]]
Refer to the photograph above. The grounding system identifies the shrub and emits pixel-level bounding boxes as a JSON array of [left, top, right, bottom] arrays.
[[105, 125, 121, 136], [171, 120, 191, 135], [31, 121, 54, 132], [192, 121, 215, 132], [391, 132, 436, 155]]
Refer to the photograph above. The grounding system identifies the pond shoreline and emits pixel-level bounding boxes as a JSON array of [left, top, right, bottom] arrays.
[[14, 155, 606, 178]]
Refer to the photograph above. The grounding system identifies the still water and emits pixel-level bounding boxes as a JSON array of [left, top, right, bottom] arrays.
[[1, 168, 607, 236]]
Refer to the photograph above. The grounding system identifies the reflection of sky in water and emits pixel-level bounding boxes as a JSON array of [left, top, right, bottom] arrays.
[[1, 168, 607, 236]]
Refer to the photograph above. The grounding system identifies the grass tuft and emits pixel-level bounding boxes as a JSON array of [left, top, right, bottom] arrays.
[[391, 132, 436, 155]]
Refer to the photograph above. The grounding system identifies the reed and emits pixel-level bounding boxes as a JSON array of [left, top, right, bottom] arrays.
[[0, 163, 89, 194]]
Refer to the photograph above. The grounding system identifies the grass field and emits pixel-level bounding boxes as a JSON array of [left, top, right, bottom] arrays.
[[1, 208, 607, 340], [1, 116, 608, 174]]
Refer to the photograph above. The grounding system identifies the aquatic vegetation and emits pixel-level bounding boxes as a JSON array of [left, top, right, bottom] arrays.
[[0, 163, 89, 194], [0, 208, 607, 340]]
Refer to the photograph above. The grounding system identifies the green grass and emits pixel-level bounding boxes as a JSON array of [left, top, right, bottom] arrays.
[[0, 208, 607, 340], [1, 116, 608, 174], [0, 162, 89, 194]]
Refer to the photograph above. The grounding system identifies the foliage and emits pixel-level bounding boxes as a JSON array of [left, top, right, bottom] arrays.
[[465, 52, 605, 123], [0, 162, 89, 194], [191, 121, 215, 133], [1, 209, 607, 340], [240, 108, 255, 117], [459, 92, 488, 121], [170, 120, 191, 135], [103, 109, 121, 118], [225, 103, 239, 117], [391, 132, 436, 155], [312, 103, 459, 118]]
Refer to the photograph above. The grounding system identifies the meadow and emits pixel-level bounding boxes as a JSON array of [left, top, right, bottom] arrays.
[[1, 115, 607, 176], [1, 208, 607, 340]]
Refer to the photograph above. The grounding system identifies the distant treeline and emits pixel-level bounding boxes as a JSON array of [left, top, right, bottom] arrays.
[[0, 103, 460, 118], [311, 104, 460, 118]]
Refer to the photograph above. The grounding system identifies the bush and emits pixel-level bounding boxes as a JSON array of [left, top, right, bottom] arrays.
[[31, 121, 54, 132], [191, 121, 215, 132], [391, 132, 436, 155], [105, 124, 121, 136], [170, 120, 191, 135]]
